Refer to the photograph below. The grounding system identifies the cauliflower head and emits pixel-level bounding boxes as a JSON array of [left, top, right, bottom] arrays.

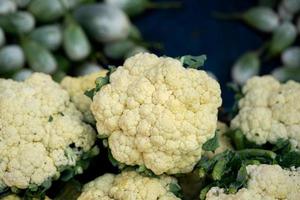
[[61, 70, 108, 124], [0, 195, 20, 200], [77, 171, 181, 200], [91, 53, 222, 175], [206, 164, 300, 200], [231, 76, 300, 148], [0, 73, 96, 190], [204, 122, 232, 158], [0, 195, 50, 200]]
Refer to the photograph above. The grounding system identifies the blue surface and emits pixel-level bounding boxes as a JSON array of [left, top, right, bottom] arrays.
[[134, 0, 263, 109]]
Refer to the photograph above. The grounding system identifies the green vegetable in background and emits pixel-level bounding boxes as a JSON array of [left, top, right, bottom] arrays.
[[75, 63, 104, 76], [28, 0, 65, 22], [281, 47, 300, 68], [258, 0, 279, 8], [0, 11, 35, 34], [297, 17, 300, 33], [267, 22, 297, 58], [13, 0, 32, 8], [63, 20, 91, 61], [125, 46, 148, 58], [30, 24, 62, 51], [271, 67, 300, 82], [128, 24, 142, 41], [0, 0, 151, 79], [74, 3, 130, 42], [0, 0, 16, 15], [278, 3, 293, 21], [60, 0, 85, 10], [241, 7, 279, 32], [21, 38, 57, 74], [13, 69, 33, 81], [103, 40, 136, 59], [231, 52, 260, 85], [0, 45, 24, 73], [0, 28, 5, 48], [281, 0, 300, 14], [105, 0, 181, 17]]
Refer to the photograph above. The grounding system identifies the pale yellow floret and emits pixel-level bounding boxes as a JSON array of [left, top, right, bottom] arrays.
[[0, 195, 21, 200], [0, 195, 51, 200], [0, 73, 96, 190], [91, 53, 222, 175], [77, 171, 180, 200], [61, 70, 108, 124], [206, 164, 300, 200], [204, 122, 232, 158], [231, 76, 300, 149]]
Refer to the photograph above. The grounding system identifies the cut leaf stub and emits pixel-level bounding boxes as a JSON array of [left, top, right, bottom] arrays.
[[180, 55, 207, 69]]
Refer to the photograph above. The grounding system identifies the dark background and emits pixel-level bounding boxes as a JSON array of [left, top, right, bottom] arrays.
[[134, 0, 263, 109]]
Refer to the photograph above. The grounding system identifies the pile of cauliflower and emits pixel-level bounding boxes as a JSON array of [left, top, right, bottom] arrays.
[[0, 53, 299, 200]]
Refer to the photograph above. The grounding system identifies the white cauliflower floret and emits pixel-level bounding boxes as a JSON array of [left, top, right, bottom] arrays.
[[206, 164, 300, 200], [78, 171, 181, 200], [204, 122, 232, 158], [91, 53, 222, 175], [231, 76, 300, 148], [0, 73, 96, 190], [0, 195, 21, 200], [0, 195, 51, 200], [61, 70, 108, 124]]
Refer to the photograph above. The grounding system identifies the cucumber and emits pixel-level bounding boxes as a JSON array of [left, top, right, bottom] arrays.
[[21, 39, 57, 74], [28, 0, 64, 22], [63, 21, 91, 61], [268, 22, 297, 57], [0, 45, 24, 73], [74, 3, 130, 42], [0, 28, 5, 48], [0, 11, 35, 34], [242, 7, 279, 33], [13, 0, 31, 8], [104, 40, 135, 59], [30, 24, 62, 51], [13, 69, 33, 81], [0, 0, 17, 15]]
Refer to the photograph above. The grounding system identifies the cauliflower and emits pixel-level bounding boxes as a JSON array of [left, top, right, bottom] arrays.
[[204, 122, 232, 158], [0, 195, 50, 200], [206, 164, 300, 200], [231, 76, 300, 148], [0, 195, 20, 200], [61, 70, 108, 124], [0, 73, 96, 190], [91, 53, 222, 175], [77, 171, 181, 200]]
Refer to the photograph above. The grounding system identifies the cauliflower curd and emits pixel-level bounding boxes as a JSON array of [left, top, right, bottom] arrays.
[[0, 73, 96, 190], [61, 70, 108, 124], [231, 76, 300, 148], [206, 164, 300, 200], [78, 171, 180, 200], [91, 53, 222, 175]]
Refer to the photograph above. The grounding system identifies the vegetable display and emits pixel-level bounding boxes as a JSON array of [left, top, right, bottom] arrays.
[[231, 76, 300, 147], [0, 73, 97, 198], [0, 52, 299, 200], [78, 171, 181, 199], [205, 164, 300, 200], [222, 0, 300, 84], [61, 70, 108, 124], [0, 0, 158, 80]]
